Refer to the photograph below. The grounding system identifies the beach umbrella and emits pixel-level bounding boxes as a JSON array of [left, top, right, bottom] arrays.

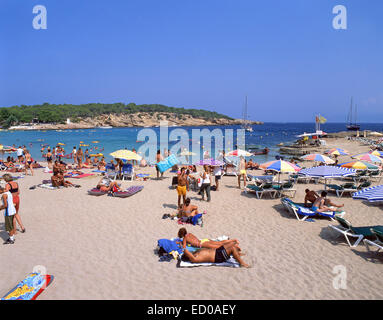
[[339, 161, 379, 170], [194, 159, 224, 166], [353, 185, 383, 202], [299, 165, 356, 190], [325, 148, 349, 156], [259, 160, 301, 173], [370, 150, 383, 157], [352, 153, 383, 163], [300, 154, 335, 164], [92, 141, 99, 143], [110, 149, 142, 161], [58, 143, 65, 146], [227, 149, 253, 157], [90, 153, 104, 157]]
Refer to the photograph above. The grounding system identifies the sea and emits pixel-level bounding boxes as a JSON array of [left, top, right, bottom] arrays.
[[0, 123, 382, 164]]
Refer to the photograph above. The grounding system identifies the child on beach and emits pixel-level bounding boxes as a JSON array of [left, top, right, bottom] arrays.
[[0, 183, 17, 245]]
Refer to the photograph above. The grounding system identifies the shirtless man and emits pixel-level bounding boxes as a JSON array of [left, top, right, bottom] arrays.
[[238, 156, 247, 189], [177, 167, 189, 208], [156, 150, 164, 179], [182, 242, 250, 268], [304, 189, 319, 207], [177, 227, 239, 250], [77, 148, 84, 169]]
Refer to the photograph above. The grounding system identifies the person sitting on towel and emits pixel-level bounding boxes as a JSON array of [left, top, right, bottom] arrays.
[[98, 157, 106, 171], [177, 227, 240, 250], [96, 177, 121, 193], [175, 198, 199, 219], [182, 242, 250, 268]]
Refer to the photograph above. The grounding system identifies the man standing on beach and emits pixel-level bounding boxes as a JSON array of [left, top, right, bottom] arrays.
[[0, 183, 17, 245], [72, 146, 77, 166], [16, 146, 23, 163], [238, 156, 247, 189], [177, 167, 189, 208], [156, 150, 164, 179]]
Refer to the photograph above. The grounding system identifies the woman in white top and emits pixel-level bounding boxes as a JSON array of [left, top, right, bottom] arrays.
[[200, 165, 211, 202], [213, 165, 222, 191]]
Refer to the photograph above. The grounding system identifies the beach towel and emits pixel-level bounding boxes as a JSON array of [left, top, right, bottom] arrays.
[[156, 155, 180, 173], [38, 183, 62, 190], [92, 170, 106, 173], [111, 186, 144, 198], [175, 213, 203, 227], [70, 173, 95, 179], [177, 257, 240, 268], [88, 188, 108, 196]]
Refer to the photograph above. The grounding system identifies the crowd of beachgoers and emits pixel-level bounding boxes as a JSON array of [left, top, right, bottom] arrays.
[[1, 134, 383, 299]]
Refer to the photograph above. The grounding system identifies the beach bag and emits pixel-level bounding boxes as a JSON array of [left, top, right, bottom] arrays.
[[112, 185, 119, 193], [197, 178, 202, 188]]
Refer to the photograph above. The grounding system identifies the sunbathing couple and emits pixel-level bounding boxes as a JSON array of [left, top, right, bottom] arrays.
[[96, 177, 121, 192], [304, 189, 344, 212], [51, 160, 75, 188], [177, 228, 250, 268]]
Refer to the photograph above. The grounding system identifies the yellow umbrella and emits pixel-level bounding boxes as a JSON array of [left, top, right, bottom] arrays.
[[110, 149, 142, 161], [180, 150, 196, 156], [90, 153, 104, 157], [92, 141, 99, 143], [58, 143, 65, 146]]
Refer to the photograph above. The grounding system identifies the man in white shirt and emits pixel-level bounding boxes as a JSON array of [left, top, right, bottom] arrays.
[[0, 184, 17, 244], [72, 147, 77, 165], [16, 146, 24, 163]]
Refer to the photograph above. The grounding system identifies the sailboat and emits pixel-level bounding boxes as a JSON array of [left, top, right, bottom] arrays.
[[346, 97, 360, 131], [242, 96, 253, 132]]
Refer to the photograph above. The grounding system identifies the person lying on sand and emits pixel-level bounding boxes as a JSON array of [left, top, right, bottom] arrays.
[[177, 227, 240, 250], [311, 191, 344, 213], [96, 177, 121, 192], [183, 242, 250, 268]]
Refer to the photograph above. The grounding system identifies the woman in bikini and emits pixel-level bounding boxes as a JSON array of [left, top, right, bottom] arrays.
[[96, 177, 121, 193], [177, 227, 240, 250], [24, 150, 34, 176], [77, 148, 83, 169], [3, 174, 25, 233], [46, 148, 53, 169]]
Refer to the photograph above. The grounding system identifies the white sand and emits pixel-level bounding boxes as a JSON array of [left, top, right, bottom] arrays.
[[0, 137, 382, 300]]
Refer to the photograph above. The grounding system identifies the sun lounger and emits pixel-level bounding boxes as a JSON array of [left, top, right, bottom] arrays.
[[272, 181, 297, 198], [325, 183, 357, 197], [111, 186, 144, 198], [87, 188, 109, 196], [244, 184, 277, 199], [328, 216, 383, 247], [121, 164, 134, 181], [281, 198, 345, 221], [364, 228, 383, 253]]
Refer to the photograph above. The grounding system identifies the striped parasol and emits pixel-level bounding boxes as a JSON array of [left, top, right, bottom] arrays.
[[352, 153, 383, 163], [339, 161, 379, 170], [353, 185, 383, 202], [300, 154, 335, 164], [325, 148, 349, 156], [299, 165, 356, 178], [226, 149, 253, 157], [259, 160, 301, 173], [194, 159, 224, 166]]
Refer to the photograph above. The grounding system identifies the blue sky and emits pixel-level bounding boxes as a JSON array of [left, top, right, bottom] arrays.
[[1, 0, 382, 122]]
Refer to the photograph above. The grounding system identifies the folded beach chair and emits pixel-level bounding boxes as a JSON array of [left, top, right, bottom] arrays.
[[325, 183, 357, 197], [364, 228, 383, 253], [105, 164, 117, 180], [281, 198, 345, 222], [272, 181, 297, 198], [328, 216, 383, 247], [121, 164, 134, 181], [244, 184, 277, 199], [357, 181, 371, 190]]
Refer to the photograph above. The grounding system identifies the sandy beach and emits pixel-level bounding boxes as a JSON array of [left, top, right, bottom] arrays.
[[1, 136, 382, 300]]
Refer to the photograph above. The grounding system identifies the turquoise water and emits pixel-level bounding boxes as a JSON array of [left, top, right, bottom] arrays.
[[0, 123, 381, 164]]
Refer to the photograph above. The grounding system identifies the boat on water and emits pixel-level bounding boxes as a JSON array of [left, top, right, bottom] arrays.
[[98, 126, 113, 129], [242, 96, 253, 132], [248, 147, 269, 155], [346, 97, 360, 131]]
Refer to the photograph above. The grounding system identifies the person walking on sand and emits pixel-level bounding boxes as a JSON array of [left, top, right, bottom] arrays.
[[24, 150, 34, 176], [200, 165, 211, 202], [0, 183, 17, 245], [238, 156, 247, 189], [213, 165, 222, 191], [72, 146, 77, 166], [3, 174, 25, 234], [177, 167, 189, 208], [46, 148, 53, 169]]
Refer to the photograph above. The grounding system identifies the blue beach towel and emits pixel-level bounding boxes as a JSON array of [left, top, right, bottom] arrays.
[[156, 155, 180, 173], [157, 239, 183, 255]]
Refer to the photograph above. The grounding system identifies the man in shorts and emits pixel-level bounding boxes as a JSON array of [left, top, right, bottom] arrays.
[[16, 146, 23, 163], [238, 156, 247, 189], [177, 167, 189, 208], [182, 242, 250, 268], [0, 184, 17, 244]]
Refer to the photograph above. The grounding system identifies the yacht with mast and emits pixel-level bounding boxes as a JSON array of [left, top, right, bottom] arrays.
[[242, 96, 253, 132], [346, 97, 360, 131]]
